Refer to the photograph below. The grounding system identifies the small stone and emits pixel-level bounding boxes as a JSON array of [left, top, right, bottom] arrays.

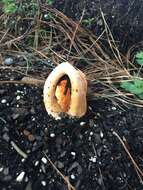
[[16, 171, 25, 182], [0, 167, 3, 172], [21, 158, 25, 162], [100, 131, 104, 138], [41, 181, 46, 186], [30, 108, 35, 114], [71, 152, 76, 156], [25, 176, 29, 182], [41, 164, 46, 173], [70, 174, 76, 180], [112, 106, 116, 110], [35, 161, 39, 166], [32, 117, 36, 121], [50, 133, 55, 138], [41, 157, 47, 164], [80, 122, 86, 126], [23, 129, 30, 136], [44, 14, 48, 19], [89, 156, 97, 163], [12, 113, 20, 120], [1, 99, 7, 104], [90, 131, 93, 136], [16, 95, 21, 100], [4, 57, 14, 65], [89, 120, 94, 127], [28, 134, 35, 142], [3, 168, 9, 175], [2, 133, 10, 142]]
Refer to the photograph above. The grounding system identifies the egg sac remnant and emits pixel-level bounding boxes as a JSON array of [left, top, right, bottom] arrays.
[[43, 62, 87, 119]]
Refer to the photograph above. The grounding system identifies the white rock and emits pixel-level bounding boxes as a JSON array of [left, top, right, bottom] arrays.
[[35, 161, 39, 166], [100, 131, 104, 138], [16, 95, 21, 100], [89, 156, 97, 163], [90, 131, 93, 136], [50, 133, 55, 138], [70, 174, 75, 179], [16, 171, 25, 182], [71, 152, 76, 156], [80, 122, 86, 126], [41, 157, 47, 164], [41, 181, 46, 186], [112, 106, 116, 110], [1, 99, 7, 104], [4, 57, 13, 65]]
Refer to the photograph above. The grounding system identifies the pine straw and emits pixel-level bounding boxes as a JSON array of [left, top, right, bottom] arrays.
[[0, 3, 143, 107]]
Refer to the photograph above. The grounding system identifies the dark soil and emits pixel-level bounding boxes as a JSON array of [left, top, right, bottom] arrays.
[[0, 0, 143, 190], [54, 0, 143, 53], [0, 67, 143, 190]]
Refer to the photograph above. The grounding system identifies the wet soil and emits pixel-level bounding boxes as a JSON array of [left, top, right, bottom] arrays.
[[54, 0, 143, 52], [0, 67, 143, 190]]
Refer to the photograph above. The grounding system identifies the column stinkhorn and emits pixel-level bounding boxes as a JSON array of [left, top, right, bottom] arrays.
[[43, 62, 87, 119]]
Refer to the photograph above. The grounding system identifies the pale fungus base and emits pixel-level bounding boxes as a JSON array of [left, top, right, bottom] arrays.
[[43, 62, 87, 119]]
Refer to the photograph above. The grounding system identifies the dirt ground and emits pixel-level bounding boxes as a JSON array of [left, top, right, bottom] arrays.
[[54, 0, 143, 52], [0, 0, 143, 190]]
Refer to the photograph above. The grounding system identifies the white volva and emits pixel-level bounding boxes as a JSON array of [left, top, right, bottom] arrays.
[[43, 62, 87, 119]]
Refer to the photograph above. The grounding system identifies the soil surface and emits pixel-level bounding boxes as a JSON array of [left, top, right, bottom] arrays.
[[0, 0, 143, 190], [0, 67, 143, 190], [54, 0, 143, 52]]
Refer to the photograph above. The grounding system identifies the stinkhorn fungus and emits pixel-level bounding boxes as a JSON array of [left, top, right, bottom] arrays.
[[43, 62, 87, 119]]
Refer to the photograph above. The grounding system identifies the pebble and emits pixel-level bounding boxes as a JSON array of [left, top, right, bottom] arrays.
[[70, 174, 76, 180], [112, 106, 117, 110], [31, 117, 36, 121], [100, 131, 104, 138], [21, 158, 25, 163], [12, 113, 20, 120], [28, 134, 35, 142], [50, 133, 55, 138], [44, 14, 48, 19], [2, 133, 10, 142], [41, 181, 46, 186], [3, 168, 9, 175], [89, 156, 97, 163], [41, 157, 47, 164], [4, 57, 14, 65], [1, 99, 7, 104], [16, 95, 21, 100], [16, 171, 25, 182], [90, 131, 93, 136], [71, 152, 76, 156], [80, 122, 86, 126], [0, 167, 3, 172], [35, 161, 39, 166]]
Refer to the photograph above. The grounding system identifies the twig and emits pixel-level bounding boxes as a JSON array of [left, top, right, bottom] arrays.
[[0, 77, 44, 86], [43, 151, 75, 190], [11, 141, 28, 159], [113, 131, 143, 183]]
